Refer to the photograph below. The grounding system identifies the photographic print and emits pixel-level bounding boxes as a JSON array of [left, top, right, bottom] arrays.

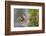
[[5, 1, 45, 35], [14, 8, 39, 27]]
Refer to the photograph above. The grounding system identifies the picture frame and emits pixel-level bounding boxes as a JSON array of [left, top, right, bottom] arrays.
[[5, 1, 45, 35]]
